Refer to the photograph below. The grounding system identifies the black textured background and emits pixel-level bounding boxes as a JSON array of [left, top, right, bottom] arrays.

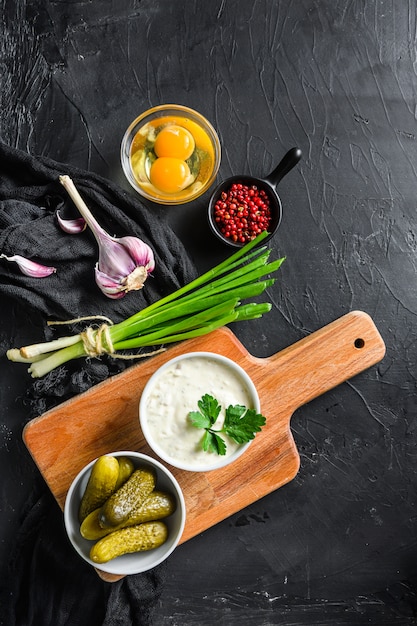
[[1, 1, 416, 624]]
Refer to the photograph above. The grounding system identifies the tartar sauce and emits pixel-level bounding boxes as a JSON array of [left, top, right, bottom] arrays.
[[141, 355, 254, 469]]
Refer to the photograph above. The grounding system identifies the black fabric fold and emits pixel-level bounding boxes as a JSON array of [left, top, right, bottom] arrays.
[[0, 140, 197, 321], [0, 140, 199, 414], [0, 141, 198, 625], [4, 489, 166, 626]]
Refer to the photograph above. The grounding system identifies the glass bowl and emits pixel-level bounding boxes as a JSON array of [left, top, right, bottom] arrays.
[[121, 104, 221, 205]]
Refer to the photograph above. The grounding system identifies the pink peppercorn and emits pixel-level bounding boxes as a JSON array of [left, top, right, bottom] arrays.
[[213, 182, 272, 244]]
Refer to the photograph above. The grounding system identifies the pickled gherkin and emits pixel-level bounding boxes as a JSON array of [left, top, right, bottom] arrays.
[[132, 490, 176, 524], [99, 467, 156, 528], [90, 521, 168, 563], [80, 490, 176, 540], [78, 455, 120, 523], [114, 456, 135, 490]]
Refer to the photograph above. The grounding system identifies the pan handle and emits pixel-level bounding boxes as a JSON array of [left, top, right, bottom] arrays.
[[263, 147, 302, 188]]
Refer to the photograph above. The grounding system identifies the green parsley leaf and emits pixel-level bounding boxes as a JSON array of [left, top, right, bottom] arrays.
[[188, 393, 266, 455], [202, 430, 227, 455], [188, 411, 212, 430], [224, 406, 266, 443], [197, 394, 221, 426]]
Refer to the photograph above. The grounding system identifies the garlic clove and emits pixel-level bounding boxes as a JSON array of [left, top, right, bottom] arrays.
[[56, 210, 87, 234], [96, 233, 140, 280], [95, 263, 149, 298], [116, 236, 155, 274], [94, 266, 128, 299], [0, 254, 56, 278]]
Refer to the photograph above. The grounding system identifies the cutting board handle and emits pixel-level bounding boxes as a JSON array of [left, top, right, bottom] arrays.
[[252, 310, 386, 419]]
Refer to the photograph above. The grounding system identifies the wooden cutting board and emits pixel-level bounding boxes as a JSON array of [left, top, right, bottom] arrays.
[[23, 310, 385, 582]]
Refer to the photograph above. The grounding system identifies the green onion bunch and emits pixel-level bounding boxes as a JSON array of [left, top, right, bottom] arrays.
[[7, 231, 284, 378]]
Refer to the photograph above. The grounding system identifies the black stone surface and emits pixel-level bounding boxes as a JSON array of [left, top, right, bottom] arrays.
[[1, 1, 416, 624]]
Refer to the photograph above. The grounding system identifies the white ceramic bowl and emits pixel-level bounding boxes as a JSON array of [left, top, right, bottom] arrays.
[[64, 451, 186, 575], [139, 352, 261, 472]]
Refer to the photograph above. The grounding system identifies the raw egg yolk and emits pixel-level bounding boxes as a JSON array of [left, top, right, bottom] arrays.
[[150, 157, 191, 194], [154, 125, 195, 160]]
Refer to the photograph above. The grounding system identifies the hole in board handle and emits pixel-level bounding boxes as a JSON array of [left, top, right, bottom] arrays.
[[354, 338, 365, 349]]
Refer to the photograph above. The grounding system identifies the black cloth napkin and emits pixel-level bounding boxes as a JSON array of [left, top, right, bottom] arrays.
[[0, 141, 198, 625], [0, 140, 198, 415], [0, 141, 197, 322], [6, 490, 166, 626]]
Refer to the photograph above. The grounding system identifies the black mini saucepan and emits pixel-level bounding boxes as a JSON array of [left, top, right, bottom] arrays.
[[208, 147, 302, 247]]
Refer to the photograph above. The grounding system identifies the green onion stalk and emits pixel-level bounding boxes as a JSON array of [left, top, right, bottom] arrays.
[[7, 231, 285, 378]]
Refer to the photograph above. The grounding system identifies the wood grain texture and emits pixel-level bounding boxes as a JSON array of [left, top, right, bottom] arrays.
[[23, 310, 385, 582]]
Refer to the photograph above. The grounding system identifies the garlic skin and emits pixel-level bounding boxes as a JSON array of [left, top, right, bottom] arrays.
[[59, 175, 155, 299], [0, 254, 56, 278]]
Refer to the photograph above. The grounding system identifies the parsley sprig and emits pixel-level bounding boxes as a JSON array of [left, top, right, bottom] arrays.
[[188, 393, 266, 456]]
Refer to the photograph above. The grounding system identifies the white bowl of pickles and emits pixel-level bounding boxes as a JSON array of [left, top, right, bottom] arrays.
[[64, 451, 186, 575]]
